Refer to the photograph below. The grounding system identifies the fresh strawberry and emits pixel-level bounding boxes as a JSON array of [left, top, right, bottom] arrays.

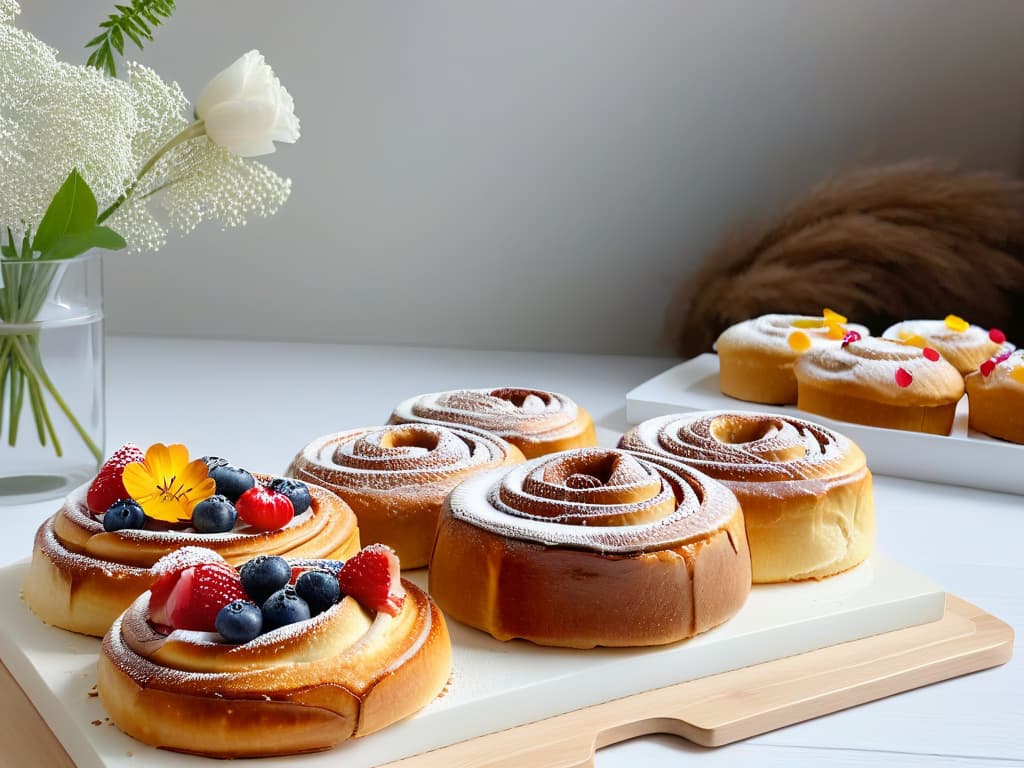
[[236, 486, 294, 531], [337, 544, 406, 616], [149, 562, 246, 632], [289, 558, 344, 584], [86, 443, 145, 514]]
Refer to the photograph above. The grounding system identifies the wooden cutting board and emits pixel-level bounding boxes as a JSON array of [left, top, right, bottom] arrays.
[[0, 594, 1011, 768]]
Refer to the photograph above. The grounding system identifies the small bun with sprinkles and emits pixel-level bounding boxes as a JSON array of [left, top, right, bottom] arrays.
[[794, 336, 964, 435], [966, 349, 1024, 444], [715, 309, 870, 405], [882, 315, 1015, 376]]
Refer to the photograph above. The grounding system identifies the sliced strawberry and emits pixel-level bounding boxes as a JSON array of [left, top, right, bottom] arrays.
[[337, 544, 406, 616], [149, 562, 246, 632], [86, 443, 145, 514], [236, 486, 294, 531]]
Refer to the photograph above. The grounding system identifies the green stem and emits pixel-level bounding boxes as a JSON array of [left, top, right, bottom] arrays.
[[27, 335, 62, 456], [97, 119, 207, 224]]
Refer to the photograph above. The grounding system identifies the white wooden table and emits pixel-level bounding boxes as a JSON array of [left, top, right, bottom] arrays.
[[2, 334, 1020, 767]]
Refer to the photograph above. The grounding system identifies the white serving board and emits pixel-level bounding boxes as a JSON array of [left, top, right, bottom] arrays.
[[0, 556, 943, 768], [625, 354, 1024, 496]]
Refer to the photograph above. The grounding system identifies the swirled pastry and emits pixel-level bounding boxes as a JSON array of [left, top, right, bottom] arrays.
[[966, 349, 1024, 444], [883, 317, 1013, 375], [287, 424, 524, 568], [715, 311, 870, 405], [428, 448, 750, 648], [97, 549, 451, 758], [389, 387, 597, 458], [794, 336, 964, 434], [620, 411, 874, 582], [23, 475, 360, 637]]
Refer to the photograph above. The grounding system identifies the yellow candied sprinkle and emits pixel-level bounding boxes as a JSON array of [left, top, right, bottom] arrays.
[[945, 314, 969, 332], [788, 330, 812, 352], [824, 322, 846, 340], [902, 334, 928, 348], [896, 330, 911, 341], [790, 318, 824, 329], [823, 308, 848, 325], [1011, 366, 1024, 385]]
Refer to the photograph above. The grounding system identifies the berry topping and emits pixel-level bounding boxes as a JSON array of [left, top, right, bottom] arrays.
[[239, 555, 292, 604], [289, 558, 345, 578], [86, 443, 145, 514], [295, 570, 342, 616], [215, 600, 263, 644], [236, 486, 294, 531], [267, 478, 312, 516], [261, 586, 311, 631], [149, 562, 246, 632], [980, 360, 996, 377], [208, 463, 256, 502], [944, 314, 969, 332], [191, 495, 238, 533], [841, 330, 861, 347], [989, 328, 1007, 344], [895, 368, 913, 388], [202, 456, 230, 471], [923, 347, 941, 362], [787, 330, 811, 352], [337, 544, 406, 616], [102, 499, 145, 532]]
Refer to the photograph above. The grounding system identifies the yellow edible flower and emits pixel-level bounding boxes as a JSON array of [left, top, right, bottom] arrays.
[[122, 443, 216, 523]]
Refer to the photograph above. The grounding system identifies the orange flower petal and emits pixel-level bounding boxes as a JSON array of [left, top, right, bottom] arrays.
[[122, 461, 157, 504], [144, 443, 173, 482]]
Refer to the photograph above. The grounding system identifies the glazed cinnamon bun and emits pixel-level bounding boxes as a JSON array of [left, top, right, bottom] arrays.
[[794, 336, 964, 434], [428, 448, 750, 648], [23, 476, 360, 637], [883, 317, 1014, 375], [966, 349, 1024, 444], [388, 387, 597, 458], [287, 424, 524, 568], [620, 411, 874, 583]]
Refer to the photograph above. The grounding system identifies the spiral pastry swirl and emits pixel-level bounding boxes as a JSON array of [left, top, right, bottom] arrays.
[[883, 319, 1013, 375], [97, 552, 451, 758], [621, 411, 875, 582], [794, 336, 965, 434], [389, 387, 597, 457], [287, 424, 524, 567], [428, 448, 750, 648], [23, 475, 360, 637]]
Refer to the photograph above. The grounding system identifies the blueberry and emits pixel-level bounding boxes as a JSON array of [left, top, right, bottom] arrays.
[[295, 570, 341, 615], [191, 495, 237, 533], [290, 558, 344, 576], [215, 600, 262, 643], [202, 455, 230, 471], [103, 499, 146, 532], [208, 463, 255, 502], [261, 586, 311, 631], [239, 555, 291, 604], [268, 478, 312, 515]]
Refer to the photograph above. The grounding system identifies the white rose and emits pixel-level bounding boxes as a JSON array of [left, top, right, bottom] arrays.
[[196, 50, 300, 158]]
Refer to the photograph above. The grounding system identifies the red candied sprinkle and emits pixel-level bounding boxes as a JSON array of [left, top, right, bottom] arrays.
[[895, 367, 913, 387], [841, 330, 862, 348], [989, 328, 1006, 344], [980, 360, 996, 377], [995, 350, 1013, 364], [922, 347, 940, 362]]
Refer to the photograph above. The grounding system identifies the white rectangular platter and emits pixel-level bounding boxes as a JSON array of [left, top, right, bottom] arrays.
[[625, 354, 1024, 496], [0, 556, 944, 768]]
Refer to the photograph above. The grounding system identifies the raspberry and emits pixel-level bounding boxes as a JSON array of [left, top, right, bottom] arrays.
[[236, 486, 294, 531], [86, 443, 145, 514]]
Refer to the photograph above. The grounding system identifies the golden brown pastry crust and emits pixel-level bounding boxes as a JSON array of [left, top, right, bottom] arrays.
[[97, 577, 451, 757], [428, 448, 750, 648], [794, 336, 964, 435], [287, 424, 524, 568], [388, 387, 597, 458], [620, 411, 875, 583], [23, 476, 360, 637], [883, 319, 1011, 375], [966, 350, 1024, 443]]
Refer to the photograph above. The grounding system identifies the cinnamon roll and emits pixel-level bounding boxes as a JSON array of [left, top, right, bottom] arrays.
[[287, 424, 524, 568], [23, 476, 360, 637], [794, 336, 965, 434], [620, 411, 875, 583], [388, 387, 597, 458], [716, 311, 871, 405], [966, 349, 1024, 444], [97, 551, 451, 758], [883, 317, 1014, 375], [428, 448, 750, 648]]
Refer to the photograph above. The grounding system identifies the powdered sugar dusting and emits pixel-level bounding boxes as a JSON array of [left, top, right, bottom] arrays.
[[150, 547, 227, 577], [969, 349, 1024, 389], [883, 320, 1012, 373], [717, 315, 870, 356]]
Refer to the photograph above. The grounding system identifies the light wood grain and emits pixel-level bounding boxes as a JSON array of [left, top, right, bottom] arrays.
[[0, 595, 1012, 768]]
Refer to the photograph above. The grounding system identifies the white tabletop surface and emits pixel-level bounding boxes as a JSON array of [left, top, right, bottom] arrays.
[[2, 334, 1020, 768]]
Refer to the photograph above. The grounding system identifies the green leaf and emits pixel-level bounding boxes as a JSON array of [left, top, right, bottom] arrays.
[[110, 26, 124, 54], [31, 170, 98, 255], [85, 0, 176, 75], [84, 32, 108, 47], [39, 227, 127, 262]]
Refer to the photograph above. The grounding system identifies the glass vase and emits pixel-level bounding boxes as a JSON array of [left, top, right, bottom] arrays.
[[0, 252, 104, 504]]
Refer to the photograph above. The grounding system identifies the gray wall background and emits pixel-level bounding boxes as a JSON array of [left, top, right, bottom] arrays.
[[19, 1, 1024, 355]]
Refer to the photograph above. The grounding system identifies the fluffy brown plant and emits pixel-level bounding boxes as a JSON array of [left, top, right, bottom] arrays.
[[665, 163, 1024, 358]]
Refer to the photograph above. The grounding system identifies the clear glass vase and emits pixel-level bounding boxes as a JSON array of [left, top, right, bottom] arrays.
[[0, 252, 104, 504]]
